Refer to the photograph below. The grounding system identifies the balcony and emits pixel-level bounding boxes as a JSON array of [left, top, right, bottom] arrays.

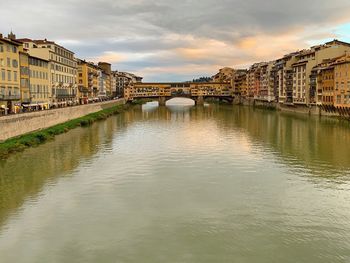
[[56, 94, 76, 99], [0, 94, 21, 101]]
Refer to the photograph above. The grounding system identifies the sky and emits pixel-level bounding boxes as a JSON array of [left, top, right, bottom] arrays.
[[1, 0, 350, 82]]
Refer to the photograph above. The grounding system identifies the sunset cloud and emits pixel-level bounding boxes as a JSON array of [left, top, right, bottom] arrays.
[[1, 0, 350, 81]]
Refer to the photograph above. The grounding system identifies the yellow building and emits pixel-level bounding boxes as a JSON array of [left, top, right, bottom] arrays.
[[0, 33, 22, 115], [19, 51, 30, 104], [333, 55, 350, 108], [77, 59, 99, 103], [318, 66, 335, 106], [18, 38, 78, 106], [28, 55, 50, 108], [292, 40, 350, 105], [233, 70, 248, 97], [212, 67, 235, 83]]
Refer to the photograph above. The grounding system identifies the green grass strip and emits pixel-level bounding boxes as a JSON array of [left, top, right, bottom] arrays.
[[0, 104, 129, 160]]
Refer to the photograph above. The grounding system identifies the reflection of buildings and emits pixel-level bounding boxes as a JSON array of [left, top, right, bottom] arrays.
[[222, 106, 350, 175], [1, 102, 350, 232], [0, 115, 120, 228], [123, 103, 350, 177]]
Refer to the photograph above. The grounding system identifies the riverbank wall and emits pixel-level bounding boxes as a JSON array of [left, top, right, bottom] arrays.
[[234, 96, 350, 118], [0, 99, 125, 142]]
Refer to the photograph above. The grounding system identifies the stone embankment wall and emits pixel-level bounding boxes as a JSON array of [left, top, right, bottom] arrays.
[[0, 99, 125, 142], [276, 104, 320, 115], [235, 97, 330, 116]]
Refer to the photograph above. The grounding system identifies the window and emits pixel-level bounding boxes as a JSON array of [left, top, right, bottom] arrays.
[[7, 70, 11, 81], [12, 59, 18, 68], [7, 58, 10, 67], [0, 44, 3, 52], [1, 69, 5, 80], [14, 71, 17, 82]]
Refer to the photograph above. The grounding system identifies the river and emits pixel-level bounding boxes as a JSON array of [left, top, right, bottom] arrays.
[[0, 99, 350, 262]]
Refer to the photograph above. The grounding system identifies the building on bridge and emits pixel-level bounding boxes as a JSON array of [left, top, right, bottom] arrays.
[[124, 82, 233, 105]]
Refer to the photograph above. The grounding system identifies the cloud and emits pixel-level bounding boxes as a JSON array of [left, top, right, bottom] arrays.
[[1, 0, 350, 81]]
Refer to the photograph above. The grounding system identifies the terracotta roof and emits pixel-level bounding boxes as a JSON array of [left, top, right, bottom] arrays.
[[16, 38, 33, 43], [0, 37, 22, 46]]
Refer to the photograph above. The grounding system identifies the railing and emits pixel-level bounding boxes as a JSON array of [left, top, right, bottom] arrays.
[[56, 94, 76, 99]]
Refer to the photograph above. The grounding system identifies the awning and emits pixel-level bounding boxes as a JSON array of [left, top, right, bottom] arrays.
[[23, 104, 39, 107]]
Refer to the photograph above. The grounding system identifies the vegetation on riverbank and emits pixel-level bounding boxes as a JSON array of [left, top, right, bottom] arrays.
[[205, 98, 231, 105], [253, 104, 277, 111], [130, 98, 154, 105], [0, 104, 129, 160]]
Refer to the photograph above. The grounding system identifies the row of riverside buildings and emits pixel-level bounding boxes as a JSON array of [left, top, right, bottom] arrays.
[[0, 32, 142, 115], [213, 40, 350, 112]]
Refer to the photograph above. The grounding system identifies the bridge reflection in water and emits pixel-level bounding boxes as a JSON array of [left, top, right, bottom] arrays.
[[1, 101, 349, 230], [0, 101, 350, 262]]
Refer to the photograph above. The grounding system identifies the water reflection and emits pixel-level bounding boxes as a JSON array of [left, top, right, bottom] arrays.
[[0, 101, 350, 262], [0, 117, 123, 228], [137, 103, 350, 179]]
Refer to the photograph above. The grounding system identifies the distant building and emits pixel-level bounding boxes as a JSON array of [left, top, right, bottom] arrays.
[[274, 53, 298, 104], [113, 71, 143, 98], [124, 82, 232, 101], [212, 67, 235, 83], [232, 70, 247, 97], [98, 62, 112, 97], [77, 59, 100, 103]]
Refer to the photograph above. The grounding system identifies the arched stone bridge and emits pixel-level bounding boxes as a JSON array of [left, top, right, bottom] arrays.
[[124, 82, 233, 105]]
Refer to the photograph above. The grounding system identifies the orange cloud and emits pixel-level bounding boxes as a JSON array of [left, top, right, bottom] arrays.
[[90, 51, 126, 64]]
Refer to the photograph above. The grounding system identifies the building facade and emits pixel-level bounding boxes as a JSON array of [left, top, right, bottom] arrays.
[[77, 59, 100, 103], [18, 38, 78, 106], [28, 55, 50, 108], [333, 55, 350, 108], [291, 40, 350, 105], [114, 71, 143, 98], [19, 50, 30, 104], [0, 33, 22, 115]]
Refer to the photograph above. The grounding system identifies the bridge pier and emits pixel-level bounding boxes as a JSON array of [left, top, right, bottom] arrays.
[[195, 96, 204, 106], [158, 96, 166, 106]]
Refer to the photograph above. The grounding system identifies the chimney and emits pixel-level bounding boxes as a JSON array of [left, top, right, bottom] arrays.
[[8, 31, 16, 40], [0, 33, 3, 39]]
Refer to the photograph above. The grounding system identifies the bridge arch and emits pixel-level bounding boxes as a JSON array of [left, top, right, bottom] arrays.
[[159, 96, 204, 106], [165, 97, 195, 106]]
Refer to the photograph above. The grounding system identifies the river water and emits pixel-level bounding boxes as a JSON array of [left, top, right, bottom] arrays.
[[0, 99, 350, 263]]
